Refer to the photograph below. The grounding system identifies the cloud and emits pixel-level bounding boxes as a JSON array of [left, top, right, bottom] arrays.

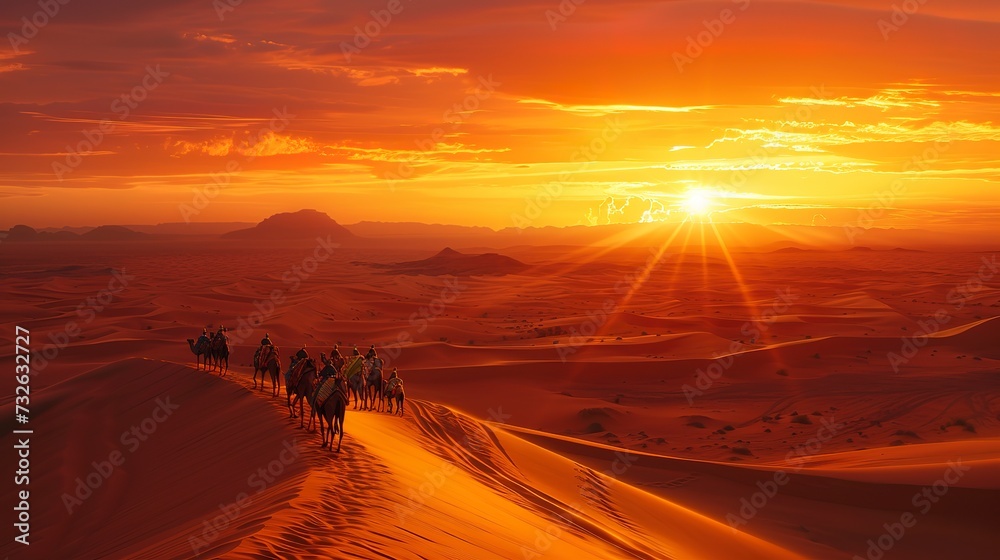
[[778, 88, 942, 111], [517, 98, 713, 116], [167, 132, 319, 157]]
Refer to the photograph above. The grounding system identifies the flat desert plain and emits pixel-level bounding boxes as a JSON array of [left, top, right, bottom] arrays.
[[2, 238, 998, 559]]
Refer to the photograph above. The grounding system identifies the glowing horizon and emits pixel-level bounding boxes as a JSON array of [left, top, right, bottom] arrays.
[[1, 0, 999, 231]]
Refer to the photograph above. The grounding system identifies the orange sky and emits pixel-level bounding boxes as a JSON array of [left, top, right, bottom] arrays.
[[1, 0, 999, 231]]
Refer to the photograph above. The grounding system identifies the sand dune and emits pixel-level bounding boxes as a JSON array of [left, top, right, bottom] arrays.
[[1, 240, 997, 558]]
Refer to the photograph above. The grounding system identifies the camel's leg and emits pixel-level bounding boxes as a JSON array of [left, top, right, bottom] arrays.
[[336, 415, 344, 452], [308, 399, 317, 432]]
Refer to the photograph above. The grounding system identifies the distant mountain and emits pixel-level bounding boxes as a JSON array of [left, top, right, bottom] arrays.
[[4, 225, 43, 242], [222, 209, 355, 241], [1, 224, 146, 242], [346, 221, 495, 238], [126, 222, 256, 235], [80, 225, 148, 240], [344, 220, 975, 252], [770, 246, 809, 254], [369, 247, 530, 276]]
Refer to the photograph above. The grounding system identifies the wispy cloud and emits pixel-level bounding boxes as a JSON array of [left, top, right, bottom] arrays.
[[518, 98, 713, 116]]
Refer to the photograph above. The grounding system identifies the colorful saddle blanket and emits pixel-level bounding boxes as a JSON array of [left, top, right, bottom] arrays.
[[286, 358, 312, 388], [310, 376, 340, 409], [343, 356, 365, 380]]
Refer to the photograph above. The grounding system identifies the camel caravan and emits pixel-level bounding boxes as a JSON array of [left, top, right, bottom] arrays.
[[186, 327, 231, 375], [186, 328, 405, 453]]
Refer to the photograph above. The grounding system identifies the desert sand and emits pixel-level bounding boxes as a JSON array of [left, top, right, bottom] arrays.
[[1, 226, 998, 559]]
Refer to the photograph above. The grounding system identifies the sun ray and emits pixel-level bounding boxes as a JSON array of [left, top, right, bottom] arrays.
[[707, 222, 790, 374]]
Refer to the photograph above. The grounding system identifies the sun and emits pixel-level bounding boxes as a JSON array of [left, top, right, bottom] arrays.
[[679, 188, 717, 218]]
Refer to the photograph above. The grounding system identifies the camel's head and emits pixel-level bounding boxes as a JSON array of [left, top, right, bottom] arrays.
[[186, 338, 194, 343]]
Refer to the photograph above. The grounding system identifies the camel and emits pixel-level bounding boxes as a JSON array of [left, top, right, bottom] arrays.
[[385, 380, 405, 416], [364, 366, 384, 412], [186, 337, 212, 370], [253, 345, 281, 397], [316, 375, 349, 452], [210, 333, 230, 376], [340, 356, 368, 410], [307, 362, 345, 432], [348, 367, 366, 410], [286, 358, 318, 429]]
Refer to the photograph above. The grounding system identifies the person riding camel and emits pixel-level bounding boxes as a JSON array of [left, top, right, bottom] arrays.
[[255, 332, 275, 367], [216, 325, 227, 340], [352, 345, 361, 356], [290, 344, 309, 369], [198, 328, 210, 345], [385, 367, 403, 396], [330, 344, 343, 361], [365, 344, 377, 361], [318, 353, 335, 377]]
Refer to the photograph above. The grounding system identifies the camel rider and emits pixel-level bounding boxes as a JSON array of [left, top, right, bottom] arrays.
[[352, 345, 361, 356], [330, 344, 343, 361], [255, 333, 274, 366], [365, 344, 377, 361], [318, 353, 334, 377], [290, 344, 308, 369], [198, 328, 210, 345], [386, 367, 402, 395]]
